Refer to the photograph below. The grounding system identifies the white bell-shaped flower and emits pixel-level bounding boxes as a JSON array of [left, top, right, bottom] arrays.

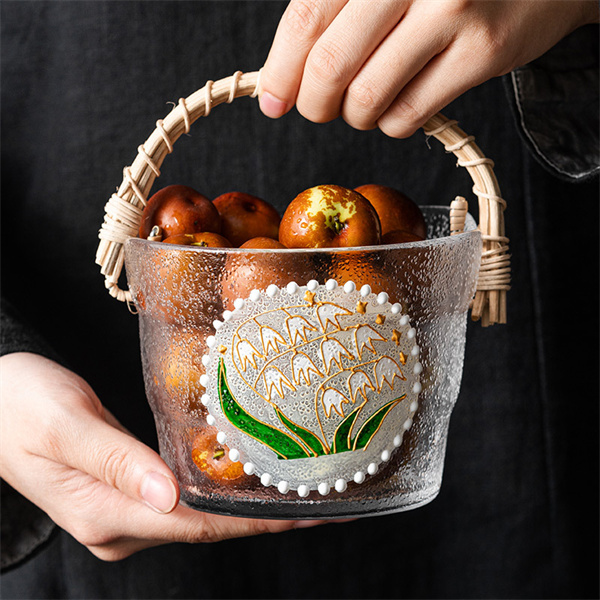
[[320, 338, 354, 374], [291, 351, 322, 386], [348, 370, 375, 403], [262, 367, 295, 400], [316, 302, 352, 333], [374, 356, 406, 391], [354, 324, 386, 358], [321, 387, 351, 418], [286, 315, 317, 345], [235, 339, 262, 371], [260, 326, 287, 355]]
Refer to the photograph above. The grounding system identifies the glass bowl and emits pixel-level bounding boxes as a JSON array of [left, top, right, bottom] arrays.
[[124, 206, 481, 519]]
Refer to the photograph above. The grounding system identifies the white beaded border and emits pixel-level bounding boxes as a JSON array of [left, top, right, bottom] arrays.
[[200, 279, 422, 498]]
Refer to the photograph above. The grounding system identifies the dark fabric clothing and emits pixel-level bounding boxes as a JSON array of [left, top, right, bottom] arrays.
[[0, 299, 64, 365], [506, 24, 599, 181], [1, 2, 598, 598], [0, 480, 57, 574]]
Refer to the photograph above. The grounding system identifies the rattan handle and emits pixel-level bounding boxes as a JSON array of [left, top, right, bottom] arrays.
[[96, 70, 510, 325]]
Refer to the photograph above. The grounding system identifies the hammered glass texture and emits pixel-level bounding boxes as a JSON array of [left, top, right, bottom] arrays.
[[124, 207, 481, 518]]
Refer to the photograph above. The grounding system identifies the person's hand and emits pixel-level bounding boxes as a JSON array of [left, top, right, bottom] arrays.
[[0, 353, 323, 561], [259, 0, 599, 137]]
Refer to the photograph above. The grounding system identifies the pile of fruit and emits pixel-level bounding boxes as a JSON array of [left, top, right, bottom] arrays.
[[138, 183, 426, 248], [140, 183, 427, 486]]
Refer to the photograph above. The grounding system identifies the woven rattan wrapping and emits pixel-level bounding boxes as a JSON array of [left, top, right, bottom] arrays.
[[96, 70, 510, 325]]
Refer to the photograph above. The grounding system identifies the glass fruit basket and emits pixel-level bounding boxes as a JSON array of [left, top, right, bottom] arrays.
[[96, 71, 510, 519]]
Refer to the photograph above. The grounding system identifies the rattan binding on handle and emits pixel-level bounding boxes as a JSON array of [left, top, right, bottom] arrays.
[[96, 70, 510, 326]]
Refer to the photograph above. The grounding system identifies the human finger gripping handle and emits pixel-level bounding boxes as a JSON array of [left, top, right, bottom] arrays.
[[95, 69, 510, 325]]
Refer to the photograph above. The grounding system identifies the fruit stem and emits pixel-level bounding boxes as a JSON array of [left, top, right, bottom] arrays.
[[147, 226, 162, 241], [332, 215, 344, 235]]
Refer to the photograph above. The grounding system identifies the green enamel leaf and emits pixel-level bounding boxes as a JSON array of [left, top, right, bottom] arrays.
[[274, 407, 328, 457], [218, 359, 310, 460], [331, 405, 363, 454], [352, 395, 406, 451]]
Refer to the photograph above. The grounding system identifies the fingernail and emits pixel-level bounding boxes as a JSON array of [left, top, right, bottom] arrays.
[[259, 91, 288, 119], [141, 472, 178, 514], [330, 518, 357, 524], [293, 519, 325, 529]]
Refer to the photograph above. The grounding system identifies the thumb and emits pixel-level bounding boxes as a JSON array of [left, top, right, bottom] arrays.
[[53, 406, 180, 515]]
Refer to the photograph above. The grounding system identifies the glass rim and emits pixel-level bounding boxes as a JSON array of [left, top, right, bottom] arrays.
[[126, 205, 480, 255]]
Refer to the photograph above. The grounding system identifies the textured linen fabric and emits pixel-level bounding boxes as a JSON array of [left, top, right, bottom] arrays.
[[1, 2, 598, 598]]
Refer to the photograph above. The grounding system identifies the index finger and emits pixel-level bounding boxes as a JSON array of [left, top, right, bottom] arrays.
[[259, 0, 348, 118]]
